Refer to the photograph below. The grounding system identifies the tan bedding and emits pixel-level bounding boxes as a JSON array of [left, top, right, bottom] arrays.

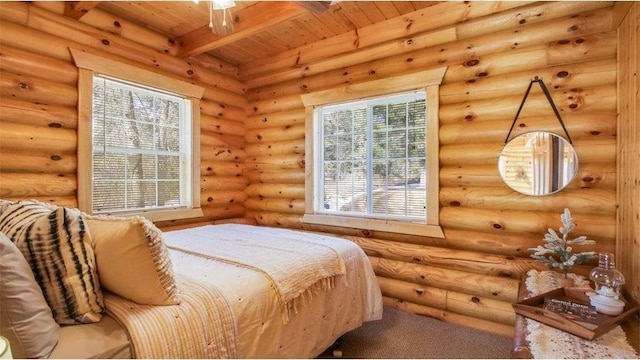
[[165, 224, 383, 358], [52, 224, 383, 359]]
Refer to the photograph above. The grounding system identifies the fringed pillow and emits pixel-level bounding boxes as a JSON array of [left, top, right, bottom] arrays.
[[83, 214, 180, 306], [0, 201, 104, 324]]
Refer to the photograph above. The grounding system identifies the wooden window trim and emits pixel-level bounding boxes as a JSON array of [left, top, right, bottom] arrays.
[[301, 67, 446, 238], [72, 48, 204, 221]]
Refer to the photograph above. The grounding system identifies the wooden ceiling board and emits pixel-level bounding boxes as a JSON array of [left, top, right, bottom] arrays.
[[291, 15, 337, 40], [355, 2, 388, 23], [336, 2, 374, 28], [392, 1, 418, 14], [374, 2, 402, 18]]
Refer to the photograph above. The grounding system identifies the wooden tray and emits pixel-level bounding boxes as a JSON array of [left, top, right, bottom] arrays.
[[513, 287, 639, 340]]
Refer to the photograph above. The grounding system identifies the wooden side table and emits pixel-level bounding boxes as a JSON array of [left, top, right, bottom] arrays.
[[512, 272, 639, 358]]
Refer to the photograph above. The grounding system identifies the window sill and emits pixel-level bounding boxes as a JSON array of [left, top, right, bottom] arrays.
[[302, 213, 444, 238], [95, 207, 204, 223]]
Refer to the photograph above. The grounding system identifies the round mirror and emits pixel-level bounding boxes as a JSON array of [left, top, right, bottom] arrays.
[[498, 131, 578, 196]]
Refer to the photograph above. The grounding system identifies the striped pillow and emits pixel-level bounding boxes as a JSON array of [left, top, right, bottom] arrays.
[[0, 201, 104, 325]]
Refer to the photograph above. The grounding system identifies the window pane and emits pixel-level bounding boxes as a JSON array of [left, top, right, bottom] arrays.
[[317, 92, 426, 222], [92, 75, 190, 213]]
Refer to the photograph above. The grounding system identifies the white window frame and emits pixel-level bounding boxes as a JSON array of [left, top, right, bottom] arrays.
[[301, 68, 446, 238], [71, 48, 204, 222]]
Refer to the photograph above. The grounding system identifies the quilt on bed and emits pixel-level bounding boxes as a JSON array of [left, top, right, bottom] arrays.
[[164, 223, 346, 323], [104, 224, 382, 359], [104, 275, 238, 358]]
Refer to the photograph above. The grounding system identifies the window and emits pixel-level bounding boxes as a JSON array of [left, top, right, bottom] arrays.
[[301, 68, 445, 237], [72, 49, 204, 221], [91, 76, 192, 214], [318, 92, 427, 221]]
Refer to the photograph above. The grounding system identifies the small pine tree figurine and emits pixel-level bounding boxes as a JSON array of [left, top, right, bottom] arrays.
[[529, 208, 598, 278]]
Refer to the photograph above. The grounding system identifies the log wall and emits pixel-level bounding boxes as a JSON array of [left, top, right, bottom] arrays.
[[615, 2, 639, 304], [0, 2, 247, 228], [242, 1, 622, 337]]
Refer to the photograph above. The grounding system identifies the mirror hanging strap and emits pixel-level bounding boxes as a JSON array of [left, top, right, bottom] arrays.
[[504, 76, 573, 145]]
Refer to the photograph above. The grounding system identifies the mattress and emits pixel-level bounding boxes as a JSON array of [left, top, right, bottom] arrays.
[[164, 224, 383, 358]]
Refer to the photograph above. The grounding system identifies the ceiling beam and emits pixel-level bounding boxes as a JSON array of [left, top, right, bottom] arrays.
[[64, 1, 101, 20], [177, 2, 309, 58]]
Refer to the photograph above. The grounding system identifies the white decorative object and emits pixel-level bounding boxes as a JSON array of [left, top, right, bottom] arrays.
[[588, 253, 626, 316]]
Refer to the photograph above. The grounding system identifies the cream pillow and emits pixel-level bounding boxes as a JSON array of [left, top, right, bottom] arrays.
[[0, 231, 60, 359], [84, 215, 180, 305]]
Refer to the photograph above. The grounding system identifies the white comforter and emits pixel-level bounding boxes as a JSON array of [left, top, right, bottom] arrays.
[[163, 224, 383, 358]]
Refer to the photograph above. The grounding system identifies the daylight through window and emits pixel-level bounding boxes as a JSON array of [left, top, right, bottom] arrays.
[[317, 91, 427, 222], [91, 76, 192, 214]]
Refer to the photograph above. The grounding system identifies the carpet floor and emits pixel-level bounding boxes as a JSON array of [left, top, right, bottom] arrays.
[[323, 306, 513, 359]]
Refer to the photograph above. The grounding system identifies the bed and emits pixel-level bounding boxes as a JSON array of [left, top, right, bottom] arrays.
[[49, 223, 383, 358]]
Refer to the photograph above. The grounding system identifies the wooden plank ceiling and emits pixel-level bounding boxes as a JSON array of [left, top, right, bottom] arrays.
[[76, 1, 439, 68]]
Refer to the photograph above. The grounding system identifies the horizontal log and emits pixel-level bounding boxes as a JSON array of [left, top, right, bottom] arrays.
[[439, 162, 616, 190], [1, 195, 77, 209], [214, 217, 257, 226], [377, 276, 447, 309], [446, 291, 516, 325], [245, 124, 306, 143], [440, 187, 616, 215], [244, 198, 305, 214], [439, 113, 616, 145], [0, 120, 77, 154], [0, 43, 77, 84], [78, 7, 180, 57], [245, 108, 306, 129], [0, 152, 76, 174], [245, 170, 305, 184], [244, 183, 305, 199], [245, 154, 306, 171], [201, 190, 248, 207], [444, 32, 617, 85], [200, 114, 245, 136], [245, 211, 303, 229], [0, 70, 77, 106], [200, 130, 245, 149], [0, 97, 77, 129], [199, 99, 246, 122], [200, 146, 247, 162], [201, 87, 246, 109], [347, 235, 525, 278], [200, 175, 248, 191], [440, 138, 616, 166], [0, 173, 76, 198], [383, 297, 514, 338], [440, 58, 616, 105], [455, 1, 612, 40], [439, 207, 616, 240], [439, 84, 617, 124], [441, 228, 615, 258], [200, 161, 245, 177], [370, 256, 519, 302], [0, 19, 74, 62], [245, 139, 305, 156], [185, 53, 240, 83]]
